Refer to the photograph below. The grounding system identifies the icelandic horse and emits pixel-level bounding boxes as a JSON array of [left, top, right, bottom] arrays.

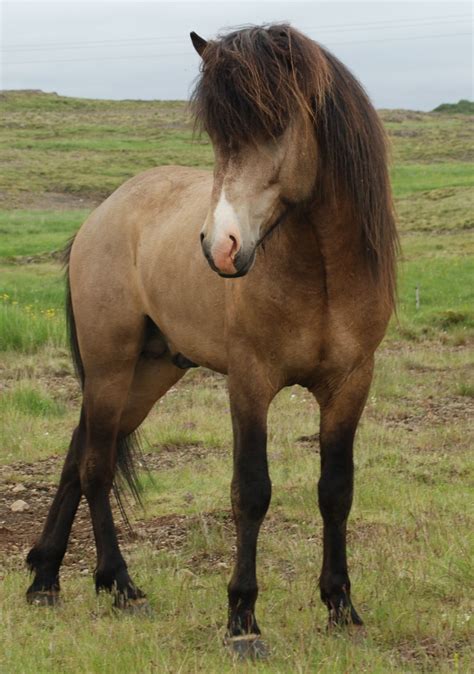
[[27, 25, 397, 657]]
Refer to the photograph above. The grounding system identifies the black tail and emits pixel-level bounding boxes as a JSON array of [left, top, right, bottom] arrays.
[[62, 237, 143, 515]]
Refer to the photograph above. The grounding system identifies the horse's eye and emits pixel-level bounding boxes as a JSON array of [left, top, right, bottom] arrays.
[[265, 176, 279, 189]]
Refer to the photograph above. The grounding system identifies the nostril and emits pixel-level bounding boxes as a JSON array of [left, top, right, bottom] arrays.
[[229, 235, 238, 259], [200, 232, 205, 243]]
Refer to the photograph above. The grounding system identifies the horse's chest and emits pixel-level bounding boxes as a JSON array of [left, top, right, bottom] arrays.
[[269, 319, 324, 378], [234, 296, 326, 381]]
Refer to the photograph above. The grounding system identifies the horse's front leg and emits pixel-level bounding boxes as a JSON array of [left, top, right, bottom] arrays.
[[226, 363, 277, 658], [313, 358, 374, 628]]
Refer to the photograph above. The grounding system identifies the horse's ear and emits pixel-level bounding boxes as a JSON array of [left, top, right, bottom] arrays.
[[190, 31, 208, 57]]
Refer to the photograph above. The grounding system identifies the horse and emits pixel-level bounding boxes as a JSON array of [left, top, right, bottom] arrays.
[[26, 24, 397, 656]]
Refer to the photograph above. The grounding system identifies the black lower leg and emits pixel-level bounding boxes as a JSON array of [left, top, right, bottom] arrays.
[[85, 484, 144, 605], [227, 423, 271, 637], [26, 420, 84, 602], [318, 426, 362, 626]]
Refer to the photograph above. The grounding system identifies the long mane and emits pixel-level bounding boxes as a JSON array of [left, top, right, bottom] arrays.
[[191, 24, 398, 307]]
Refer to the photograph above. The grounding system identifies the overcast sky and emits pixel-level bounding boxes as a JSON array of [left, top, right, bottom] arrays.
[[1, 1, 472, 110]]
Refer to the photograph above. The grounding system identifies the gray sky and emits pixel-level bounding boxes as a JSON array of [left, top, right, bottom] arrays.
[[1, 1, 472, 110]]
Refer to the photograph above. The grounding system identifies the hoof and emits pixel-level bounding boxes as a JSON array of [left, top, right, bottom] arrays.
[[326, 587, 364, 629], [113, 594, 153, 616], [349, 605, 364, 626], [328, 603, 364, 631], [26, 590, 60, 607], [225, 634, 269, 660]]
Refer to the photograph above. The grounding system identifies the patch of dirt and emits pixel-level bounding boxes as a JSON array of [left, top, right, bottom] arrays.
[[296, 432, 320, 446], [380, 110, 427, 123], [5, 250, 64, 265], [186, 550, 229, 573], [143, 442, 225, 471], [0, 190, 99, 210], [0, 443, 322, 583], [0, 450, 233, 579], [379, 395, 473, 432], [0, 375, 80, 409], [390, 129, 421, 138], [348, 520, 403, 543], [393, 635, 472, 670]]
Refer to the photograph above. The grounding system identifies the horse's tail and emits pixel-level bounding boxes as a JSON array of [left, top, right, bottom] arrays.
[[62, 238, 143, 518], [63, 238, 85, 389]]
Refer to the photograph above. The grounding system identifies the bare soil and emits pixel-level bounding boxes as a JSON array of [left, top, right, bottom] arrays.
[[380, 394, 473, 433], [0, 190, 99, 210], [0, 448, 232, 578], [0, 440, 312, 580]]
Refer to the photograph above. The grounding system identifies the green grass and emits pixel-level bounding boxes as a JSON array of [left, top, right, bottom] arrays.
[[392, 247, 474, 342], [391, 163, 473, 197], [0, 91, 213, 207], [1, 91, 472, 207], [0, 384, 65, 417], [0, 301, 65, 351], [0, 91, 473, 673], [0, 349, 472, 672], [0, 210, 87, 258], [1, 218, 472, 352], [0, 263, 66, 351], [396, 187, 473, 234]]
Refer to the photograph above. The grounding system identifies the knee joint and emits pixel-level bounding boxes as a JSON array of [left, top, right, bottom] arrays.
[[232, 478, 271, 521]]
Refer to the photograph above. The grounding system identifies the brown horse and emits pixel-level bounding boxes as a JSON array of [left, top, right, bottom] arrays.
[[26, 25, 397, 656]]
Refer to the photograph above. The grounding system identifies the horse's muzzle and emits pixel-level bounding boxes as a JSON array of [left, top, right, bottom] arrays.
[[215, 248, 256, 278], [200, 205, 291, 278], [201, 239, 256, 278]]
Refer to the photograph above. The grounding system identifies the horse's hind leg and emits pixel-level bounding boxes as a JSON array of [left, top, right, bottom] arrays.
[[313, 357, 374, 628], [26, 414, 85, 605], [78, 359, 143, 605], [82, 354, 185, 607], [119, 355, 185, 437]]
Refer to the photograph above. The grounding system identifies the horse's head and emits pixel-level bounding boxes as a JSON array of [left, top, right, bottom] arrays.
[[190, 27, 322, 278], [200, 122, 317, 277]]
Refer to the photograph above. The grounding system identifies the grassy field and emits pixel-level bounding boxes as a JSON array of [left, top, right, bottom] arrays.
[[0, 91, 473, 673]]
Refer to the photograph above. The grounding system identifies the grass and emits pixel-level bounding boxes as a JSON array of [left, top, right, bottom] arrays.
[[1, 91, 472, 207], [1, 227, 472, 352], [0, 91, 473, 672], [0, 348, 472, 672], [393, 253, 474, 342], [0, 264, 66, 351], [0, 91, 213, 208], [391, 163, 473, 197], [0, 384, 66, 417], [0, 210, 87, 258]]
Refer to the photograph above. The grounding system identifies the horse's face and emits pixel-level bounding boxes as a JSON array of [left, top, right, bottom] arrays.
[[200, 118, 317, 278]]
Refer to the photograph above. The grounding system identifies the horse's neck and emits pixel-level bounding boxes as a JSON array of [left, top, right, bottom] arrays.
[[274, 199, 364, 289]]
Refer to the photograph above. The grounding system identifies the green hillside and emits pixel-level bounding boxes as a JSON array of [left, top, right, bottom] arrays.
[[433, 99, 474, 114]]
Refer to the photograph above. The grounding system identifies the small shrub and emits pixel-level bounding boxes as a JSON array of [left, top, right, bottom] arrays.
[[433, 310, 470, 329], [457, 382, 474, 398], [432, 99, 474, 114]]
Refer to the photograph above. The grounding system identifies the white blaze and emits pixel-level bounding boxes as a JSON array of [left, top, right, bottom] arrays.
[[212, 189, 239, 240]]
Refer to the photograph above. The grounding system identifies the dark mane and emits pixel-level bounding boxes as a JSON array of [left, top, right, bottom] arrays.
[[191, 24, 398, 307]]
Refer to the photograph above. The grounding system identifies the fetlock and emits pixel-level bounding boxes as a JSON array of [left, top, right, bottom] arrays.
[[26, 546, 61, 597], [320, 580, 362, 626]]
